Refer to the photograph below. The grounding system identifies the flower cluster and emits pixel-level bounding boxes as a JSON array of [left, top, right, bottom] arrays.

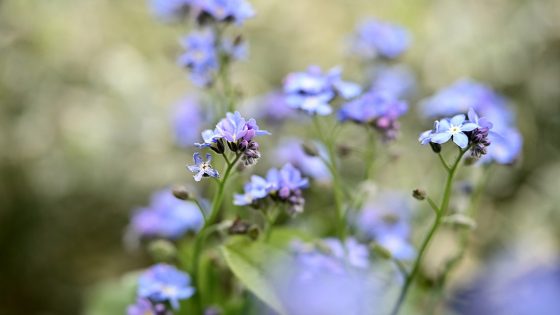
[[420, 79, 522, 164], [234, 163, 309, 214], [178, 28, 246, 87], [338, 90, 408, 141], [193, 111, 270, 169], [419, 112, 481, 149], [150, 0, 254, 25], [349, 18, 411, 60], [134, 263, 195, 310], [130, 189, 204, 240], [283, 66, 361, 115]]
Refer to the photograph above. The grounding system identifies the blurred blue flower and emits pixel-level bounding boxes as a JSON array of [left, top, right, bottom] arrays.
[[127, 298, 170, 315], [283, 66, 361, 116], [350, 18, 411, 59], [199, 0, 255, 25], [370, 65, 416, 99], [272, 238, 379, 315], [452, 263, 560, 315], [178, 29, 219, 87], [356, 192, 415, 261], [420, 79, 522, 163], [149, 0, 193, 21], [187, 152, 219, 181], [130, 189, 204, 240], [425, 114, 479, 149], [275, 139, 331, 182], [138, 263, 195, 310], [338, 90, 408, 141], [172, 97, 204, 148]]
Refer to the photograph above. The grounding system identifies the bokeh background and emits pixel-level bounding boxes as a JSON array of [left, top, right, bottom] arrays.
[[1, 0, 560, 314]]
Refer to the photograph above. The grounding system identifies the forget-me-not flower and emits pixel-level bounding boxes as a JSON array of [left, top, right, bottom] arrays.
[[137, 263, 195, 310], [188, 152, 219, 181], [130, 189, 204, 240], [178, 29, 219, 87], [427, 114, 479, 149], [283, 66, 361, 116], [349, 18, 411, 59]]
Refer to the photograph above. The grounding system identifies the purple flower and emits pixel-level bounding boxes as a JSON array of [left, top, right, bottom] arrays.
[[423, 114, 480, 149], [215, 111, 248, 142], [172, 97, 204, 147], [138, 264, 195, 310], [283, 66, 361, 116], [338, 90, 408, 141], [187, 152, 219, 181], [178, 29, 219, 87], [199, 0, 255, 25], [127, 298, 170, 315], [349, 18, 411, 59], [130, 189, 204, 240], [355, 192, 415, 260]]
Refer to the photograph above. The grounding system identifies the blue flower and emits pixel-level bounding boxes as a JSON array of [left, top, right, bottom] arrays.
[[338, 90, 408, 140], [137, 264, 195, 310], [127, 298, 170, 315], [425, 114, 479, 149], [194, 129, 220, 148], [271, 238, 379, 315], [283, 66, 361, 116], [199, 0, 255, 25], [187, 152, 219, 181], [172, 97, 204, 148], [349, 18, 411, 59], [149, 0, 192, 21], [355, 191, 415, 261], [233, 175, 271, 206], [130, 189, 204, 240], [178, 29, 219, 87]]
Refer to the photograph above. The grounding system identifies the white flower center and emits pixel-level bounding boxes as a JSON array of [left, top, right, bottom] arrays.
[[449, 126, 461, 134]]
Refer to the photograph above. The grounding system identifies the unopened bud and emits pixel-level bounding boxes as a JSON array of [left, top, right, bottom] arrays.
[[172, 186, 191, 200], [370, 242, 392, 259], [429, 142, 441, 153], [148, 239, 177, 262], [228, 218, 251, 235], [412, 189, 426, 201], [301, 142, 319, 157]]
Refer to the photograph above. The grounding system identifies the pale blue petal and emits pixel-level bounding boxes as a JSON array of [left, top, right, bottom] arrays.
[[461, 123, 479, 132], [431, 132, 452, 144], [450, 114, 465, 126], [438, 119, 451, 131], [452, 132, 468, 148]]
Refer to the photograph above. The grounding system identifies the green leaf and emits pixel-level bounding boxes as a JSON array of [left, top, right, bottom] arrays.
[[220, 238, 288, 315]]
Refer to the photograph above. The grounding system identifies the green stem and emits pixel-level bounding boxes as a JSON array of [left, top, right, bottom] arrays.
[[312, 117, 346, 240], [263, 206, 280, 242], [190, 153, 241, 313], [364, 127, 376, 181], [389, 148, 468, 315]]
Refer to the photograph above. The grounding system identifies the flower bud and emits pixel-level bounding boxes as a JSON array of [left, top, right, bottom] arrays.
[[172, 186, 191, 200], [429, 142, 442, 153], [227, 218, 251, 235], [148, 239, 177, 262], [301, 142, 319, 157], [412, 188, 426, 201]]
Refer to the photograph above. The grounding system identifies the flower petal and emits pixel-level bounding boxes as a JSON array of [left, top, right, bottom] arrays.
[[452, 132, 469, 149], [205, 153, 212, 163], [438, 119, 451, 131], [430, 132, 452, 144], [461, 123, 479, 132], [194, 170, 204, 182], [193, 152, 203, 165], [450, 114, 465, 126]]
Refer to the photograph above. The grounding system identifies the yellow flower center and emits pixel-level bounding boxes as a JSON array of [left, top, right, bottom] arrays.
[[449, 126, 461, 134]]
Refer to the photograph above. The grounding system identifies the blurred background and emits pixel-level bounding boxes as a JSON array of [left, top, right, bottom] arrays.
[[1, 0, 560, 314]]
